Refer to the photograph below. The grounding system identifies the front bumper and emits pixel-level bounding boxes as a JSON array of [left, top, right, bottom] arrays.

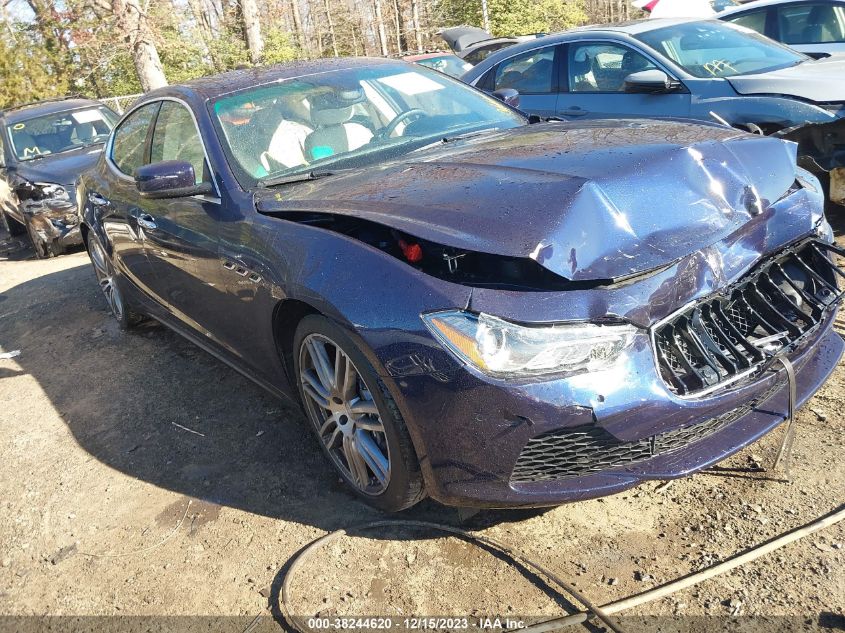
[[386, 316, 842, 508], [23, 200, 83, 249]]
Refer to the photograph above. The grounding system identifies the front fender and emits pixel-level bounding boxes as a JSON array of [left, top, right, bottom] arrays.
[[694, 94, 838, 131]]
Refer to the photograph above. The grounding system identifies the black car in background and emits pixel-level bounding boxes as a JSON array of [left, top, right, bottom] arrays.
[[0, 97, 118, 257]]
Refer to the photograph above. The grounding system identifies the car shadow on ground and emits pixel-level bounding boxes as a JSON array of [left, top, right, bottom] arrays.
[[0, 247, 550, 535]]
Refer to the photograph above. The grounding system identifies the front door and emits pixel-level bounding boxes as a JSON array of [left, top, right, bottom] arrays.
[[95, 101, 161, 295], [556, 42, 692, 120], [136, 100, 226, 343]]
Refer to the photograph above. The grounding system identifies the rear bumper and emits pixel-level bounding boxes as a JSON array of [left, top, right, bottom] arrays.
[[391, 320, 843, 509]]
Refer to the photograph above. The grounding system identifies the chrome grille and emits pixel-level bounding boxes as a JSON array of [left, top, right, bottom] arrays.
[[653, 240, 845, 397]]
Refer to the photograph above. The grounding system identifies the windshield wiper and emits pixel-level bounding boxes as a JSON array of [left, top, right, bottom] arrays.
[[440, 128, 500, 143], [258, 170, 339, 188]]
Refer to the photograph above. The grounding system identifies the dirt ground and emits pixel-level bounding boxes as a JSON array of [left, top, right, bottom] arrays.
[[0, 224, 843, 633]]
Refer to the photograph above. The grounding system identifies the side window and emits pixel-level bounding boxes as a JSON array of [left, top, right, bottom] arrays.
[[727, 11, 768, 35], [111, 102, 159, 176], [568, 43, 657, 93], [777, 3, 845, 44], [150, 101, 208, 184], [493, 47, 557, 94]]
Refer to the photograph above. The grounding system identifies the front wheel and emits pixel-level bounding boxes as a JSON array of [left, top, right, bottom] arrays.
[[293, 315, 425, 512], [87, 233, 144, 330], [26, 220, 59, 259], [4, 212, 26, 236]]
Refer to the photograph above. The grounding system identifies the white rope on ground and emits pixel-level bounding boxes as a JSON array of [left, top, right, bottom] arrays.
[[519, 503, 845, 632]]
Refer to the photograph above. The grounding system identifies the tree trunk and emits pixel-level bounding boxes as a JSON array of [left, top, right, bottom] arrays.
[[289, 0, 306, 53], [392, 0, 406, 53], [133, 38, 167, 91], [373, 0, 388, 55], [111, 0, 167, 91], [411, 0, 422, 52], [240, 0, 264, 63], [322, 0, 338, 56]]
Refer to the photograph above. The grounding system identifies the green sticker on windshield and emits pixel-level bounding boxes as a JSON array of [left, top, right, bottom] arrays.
[[12, 123, 25, 130]]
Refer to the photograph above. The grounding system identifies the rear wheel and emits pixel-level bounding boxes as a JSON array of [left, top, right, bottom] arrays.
[[294, 315, 425, 512], [87, 233, 144, 330]]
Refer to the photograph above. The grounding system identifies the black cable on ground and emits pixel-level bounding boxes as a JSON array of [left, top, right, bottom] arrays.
[[279, 519, 628, 633]]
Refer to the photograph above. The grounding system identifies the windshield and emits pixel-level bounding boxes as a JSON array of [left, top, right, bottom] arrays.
[[636, 20, 807, 78], [211, 65, 524, 188], [8, 106, 117, 161], [413, 55, 474, 78]]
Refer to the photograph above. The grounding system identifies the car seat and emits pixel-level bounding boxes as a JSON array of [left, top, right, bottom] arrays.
[[304, 90, 373, 161], [570, 51, 597, 92], [803, 5, 837, 43]]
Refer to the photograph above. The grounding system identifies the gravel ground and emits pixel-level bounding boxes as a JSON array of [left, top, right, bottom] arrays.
[[0, 226, 843, 633]]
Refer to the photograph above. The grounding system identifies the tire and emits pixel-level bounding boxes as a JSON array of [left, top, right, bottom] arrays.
[[293, 315, 425, 512], [26, 220, 57, 259], [86, 232, 145, 330], [4, 212, 26, 236]]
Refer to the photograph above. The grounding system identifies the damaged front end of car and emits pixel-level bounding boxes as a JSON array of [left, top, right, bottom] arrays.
[[253, 120, 844, 507], [16, 180, 83, 257]]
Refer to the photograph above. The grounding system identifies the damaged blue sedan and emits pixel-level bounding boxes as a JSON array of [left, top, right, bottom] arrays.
[[77, 58, 844, 511]]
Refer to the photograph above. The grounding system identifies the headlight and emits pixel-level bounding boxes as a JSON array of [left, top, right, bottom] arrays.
[[35, 182, 70, 202], [18, 181, 70, 203], [421, 310, 638, 379]]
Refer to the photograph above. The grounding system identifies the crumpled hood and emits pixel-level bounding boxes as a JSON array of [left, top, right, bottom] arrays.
[[727, 57, 845, 103], [256, 120, 800, 281], [15, 145, 103, 187]]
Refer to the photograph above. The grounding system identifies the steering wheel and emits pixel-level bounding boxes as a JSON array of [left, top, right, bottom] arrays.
[[378, 109, 427, 139]]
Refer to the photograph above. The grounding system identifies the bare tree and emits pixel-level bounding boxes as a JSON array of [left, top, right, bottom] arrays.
[[290, 0, 306, 52], [373, 0, 388, 55], [411, 0, 422, 51], [322, 0, 338, 56], [240, 0, 264, 62]]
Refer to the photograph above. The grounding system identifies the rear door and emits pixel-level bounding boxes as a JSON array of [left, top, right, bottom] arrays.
[[480, 44, 563, 117], [555, 41, 692, 120]]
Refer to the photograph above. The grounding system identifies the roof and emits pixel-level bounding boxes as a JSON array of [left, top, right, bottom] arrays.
[[148, 57, 404, 102], [569, 16, 716, 34], [402, 52, 456, 61], [2, 98, 105, 124], [717, 0, 845, 16]]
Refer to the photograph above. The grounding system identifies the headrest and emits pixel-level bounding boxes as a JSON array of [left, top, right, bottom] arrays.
[[312, 104, 355, 127]]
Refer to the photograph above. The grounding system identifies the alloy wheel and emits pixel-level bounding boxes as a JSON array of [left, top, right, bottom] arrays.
[[89, 239, 125, 322], [299, 333, 391, 495]]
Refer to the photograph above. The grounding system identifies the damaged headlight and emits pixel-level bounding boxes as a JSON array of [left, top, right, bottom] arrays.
[[34, 182, 70, 202], [18, 181, 70, 203], [422, 310, 638, 379]]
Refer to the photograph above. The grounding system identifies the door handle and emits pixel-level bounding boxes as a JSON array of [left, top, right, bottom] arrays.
[[89, 192, 110, 206], [560, 107, 588, 117], [137, 214, 157, 230]]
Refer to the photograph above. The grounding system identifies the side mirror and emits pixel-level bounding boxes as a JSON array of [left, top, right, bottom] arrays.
[[624, 70, 682, 94], [134, 160, 213, 199], [491, 88, 520, 109]]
